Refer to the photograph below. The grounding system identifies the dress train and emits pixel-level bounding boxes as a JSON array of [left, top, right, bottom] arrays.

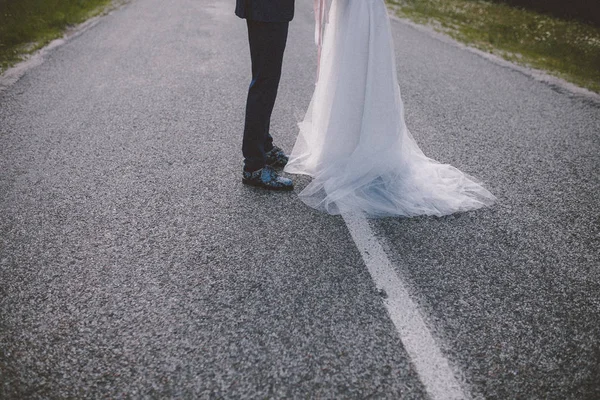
[[285, 0, 496, 217]]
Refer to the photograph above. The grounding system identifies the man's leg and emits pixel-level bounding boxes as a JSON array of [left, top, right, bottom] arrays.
[[242, 20, 289, 172]]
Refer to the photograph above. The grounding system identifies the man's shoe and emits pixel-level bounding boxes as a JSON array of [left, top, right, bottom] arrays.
[[242, 165, 294, 191], [265, 145, 289, 168]]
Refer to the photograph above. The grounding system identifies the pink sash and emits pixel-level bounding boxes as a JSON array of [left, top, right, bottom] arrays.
[[314, 0, 328, 81]]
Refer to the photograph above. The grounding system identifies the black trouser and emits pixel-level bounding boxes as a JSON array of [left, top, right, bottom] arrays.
[[242, 20, 289, 172]]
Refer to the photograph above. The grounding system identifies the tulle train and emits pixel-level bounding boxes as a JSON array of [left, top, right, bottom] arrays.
[[284, 0, 496, 217]]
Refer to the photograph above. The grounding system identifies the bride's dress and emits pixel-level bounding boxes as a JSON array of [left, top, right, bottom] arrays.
[[284, 0, 496, 217]]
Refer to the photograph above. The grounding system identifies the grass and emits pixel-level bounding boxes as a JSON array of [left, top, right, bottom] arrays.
[[386, 0, 600, 93], [0, 0, 113, 72]]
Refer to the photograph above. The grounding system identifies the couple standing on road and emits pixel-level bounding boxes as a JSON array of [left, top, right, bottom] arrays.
[[236, 0, 496, 218]]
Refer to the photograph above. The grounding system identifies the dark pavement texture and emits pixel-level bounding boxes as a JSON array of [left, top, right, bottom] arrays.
[[373, 18, 600, 400], [1, 0, 599, 398]]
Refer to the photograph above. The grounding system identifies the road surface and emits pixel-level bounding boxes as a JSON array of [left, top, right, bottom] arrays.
[[1, 0, 599, 398]]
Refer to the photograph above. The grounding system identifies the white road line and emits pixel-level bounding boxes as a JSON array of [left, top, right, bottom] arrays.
[[342, 212, 468, 400]]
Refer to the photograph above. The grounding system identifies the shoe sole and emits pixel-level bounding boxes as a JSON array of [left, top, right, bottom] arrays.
[[242, 178, 294, 191]]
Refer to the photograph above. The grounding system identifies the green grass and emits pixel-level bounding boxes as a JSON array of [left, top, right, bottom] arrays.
[[0, 0, 113, 72], [386, 0, 600, 93]]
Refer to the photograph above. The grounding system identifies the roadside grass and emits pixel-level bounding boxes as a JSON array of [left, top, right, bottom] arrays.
[[0, 0, 113, 73], [386, 0, 600, 93]]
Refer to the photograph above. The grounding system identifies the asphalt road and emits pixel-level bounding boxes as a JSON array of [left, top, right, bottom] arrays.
[[1, 0, 599, 398]]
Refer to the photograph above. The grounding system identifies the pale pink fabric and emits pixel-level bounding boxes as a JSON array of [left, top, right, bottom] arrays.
[[314, 0, 328, 80], [286, 0, 496, 217]]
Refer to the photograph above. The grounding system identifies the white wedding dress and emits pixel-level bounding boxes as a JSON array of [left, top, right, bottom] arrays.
[[284, 0, 496, 217]]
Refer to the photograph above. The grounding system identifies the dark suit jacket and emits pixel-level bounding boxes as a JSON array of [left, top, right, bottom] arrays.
[[235, 0, 295, 22]]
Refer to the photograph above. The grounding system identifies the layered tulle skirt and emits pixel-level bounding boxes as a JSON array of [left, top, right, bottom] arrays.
[[284, 0, 496, 217]]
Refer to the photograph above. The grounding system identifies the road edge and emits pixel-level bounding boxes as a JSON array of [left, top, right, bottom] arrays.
[[388, 14, 600, 105], [0, 0, 130, 93]]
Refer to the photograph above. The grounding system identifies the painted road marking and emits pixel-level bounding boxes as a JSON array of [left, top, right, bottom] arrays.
[[342, 212, 467, 400]]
